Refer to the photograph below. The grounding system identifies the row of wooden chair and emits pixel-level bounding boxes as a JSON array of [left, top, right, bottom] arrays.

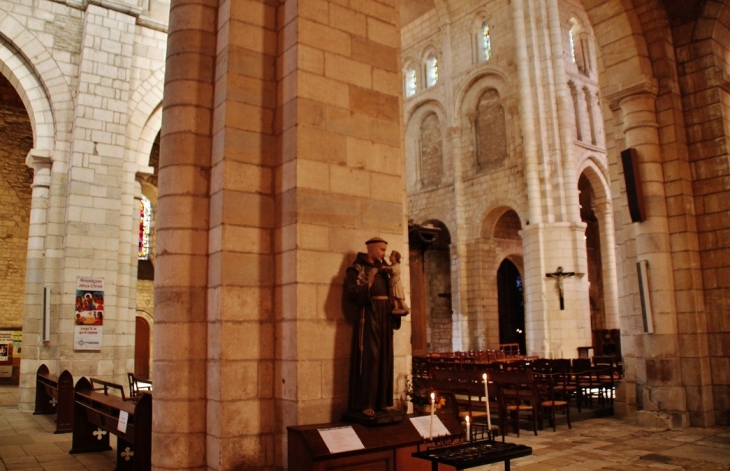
[[421, 355, 621, 439], [429, 368, 573, 440]]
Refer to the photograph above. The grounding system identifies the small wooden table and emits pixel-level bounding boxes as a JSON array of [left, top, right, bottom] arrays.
[[411, 439, 532, 471]]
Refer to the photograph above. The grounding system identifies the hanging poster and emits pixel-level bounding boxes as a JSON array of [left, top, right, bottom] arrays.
[[74, 277, 104, 351], [0, 331, 10, 363]]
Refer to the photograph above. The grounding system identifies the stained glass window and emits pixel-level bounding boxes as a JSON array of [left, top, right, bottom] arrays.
[[405, 67, 417, 97], [139, 196, 152, 260], [426, 56, 439, 87], [482, 24, 492, 61]]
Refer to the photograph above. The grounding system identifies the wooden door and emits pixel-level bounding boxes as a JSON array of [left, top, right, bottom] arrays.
[[134, 316, 150, 379]]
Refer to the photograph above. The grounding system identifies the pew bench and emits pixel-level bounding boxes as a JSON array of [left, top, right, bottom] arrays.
[[33, 364, 74, 433], [70, 377, 152, 471]]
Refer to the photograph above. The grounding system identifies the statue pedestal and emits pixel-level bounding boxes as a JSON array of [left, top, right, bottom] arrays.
[[341, 409, 405, 426]]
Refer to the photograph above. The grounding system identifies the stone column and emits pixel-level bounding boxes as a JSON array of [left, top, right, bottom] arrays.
[[446, 125, 469, 349], [547, 0, 580, 222], [511, 0, 541, 225], [614, 87, 690, 426], [595, 199, 620, 330], [153, 0, 216, 469], [18, 149, 53, 411]]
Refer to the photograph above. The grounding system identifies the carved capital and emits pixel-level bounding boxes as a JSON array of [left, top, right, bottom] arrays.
[[604, 77, 659, 111], [25, 149, 52, 189]]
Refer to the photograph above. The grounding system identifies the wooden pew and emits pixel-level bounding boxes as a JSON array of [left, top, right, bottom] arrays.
[[33, 364, 74, 433], [70, 377, 152, 471]]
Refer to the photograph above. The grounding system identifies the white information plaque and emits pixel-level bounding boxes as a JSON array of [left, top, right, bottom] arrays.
[[318, 426, 365, 454], [409, 415, 450, 439]]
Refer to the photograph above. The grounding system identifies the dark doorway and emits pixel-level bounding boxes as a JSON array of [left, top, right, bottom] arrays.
[[497, 259, 525, 354], [134, 317, 151, 379]]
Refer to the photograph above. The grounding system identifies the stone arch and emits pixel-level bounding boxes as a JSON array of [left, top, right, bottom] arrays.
[[126, 67, 165, 169], [0, 14, 73, 155], [481, 206, 524, 240], [455, 68, 513, 115], [404, 99, 449, 192], [475, 205, 525, 349], [581, 1, 655, 93], [471, 197, 524, 241], [576, 152, 610, 201], [710, 2, 730, 76], [456, 71, 516, 173]]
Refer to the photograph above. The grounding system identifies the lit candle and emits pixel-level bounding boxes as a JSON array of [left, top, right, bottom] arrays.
[[429, 392, 435, 440], [483, 373, 492, 431], [465, 415, 470, 442]]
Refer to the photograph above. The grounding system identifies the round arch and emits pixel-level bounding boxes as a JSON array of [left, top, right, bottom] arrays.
[[126, 66, 165, 169], [404, 99, 451, 192]]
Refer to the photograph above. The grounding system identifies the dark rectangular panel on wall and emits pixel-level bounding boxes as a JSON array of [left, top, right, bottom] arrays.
[[409, 249, 427, 356], [637, 260, 653, 334], [621, 148, 646, 222]]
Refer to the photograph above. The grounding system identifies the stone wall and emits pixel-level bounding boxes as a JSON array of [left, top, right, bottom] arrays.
[[0, 76, 32, 328]]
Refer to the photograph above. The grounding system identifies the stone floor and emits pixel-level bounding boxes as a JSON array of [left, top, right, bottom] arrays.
[[471, 418, 730, 470], [1, 384, 729, 470], [0, 385, 116, 471]]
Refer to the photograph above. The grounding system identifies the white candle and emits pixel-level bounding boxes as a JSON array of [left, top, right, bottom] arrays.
[[465, 415, 470, 442], [483, 373, 492, 431], [429, 392, 435, 440]]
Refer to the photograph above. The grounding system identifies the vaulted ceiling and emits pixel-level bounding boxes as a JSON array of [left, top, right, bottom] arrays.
[[400, 0, 436, 26], [399, 0, 707, 28]]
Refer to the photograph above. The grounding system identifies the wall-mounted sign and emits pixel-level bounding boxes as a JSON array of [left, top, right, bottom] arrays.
[[74, 277, 104, 351]]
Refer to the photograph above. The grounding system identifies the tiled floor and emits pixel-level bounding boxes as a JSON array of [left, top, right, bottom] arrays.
[[471, 418, 730, 470], [1, 384, 728, 470], [0, 386, 115, 471]]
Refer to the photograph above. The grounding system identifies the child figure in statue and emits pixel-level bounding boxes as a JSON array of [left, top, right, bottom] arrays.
[[388, 250, 409, 315]]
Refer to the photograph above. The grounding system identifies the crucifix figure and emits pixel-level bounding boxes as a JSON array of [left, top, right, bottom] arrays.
[[546, 266, 575, 310]]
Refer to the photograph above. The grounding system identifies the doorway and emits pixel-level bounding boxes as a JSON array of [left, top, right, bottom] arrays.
[[497, 259, 525, 354]]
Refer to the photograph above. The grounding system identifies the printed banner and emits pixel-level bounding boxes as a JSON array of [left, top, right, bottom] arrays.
[[74, 277, 104, 351]]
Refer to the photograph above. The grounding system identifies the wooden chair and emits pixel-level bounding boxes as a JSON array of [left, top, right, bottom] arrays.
[[535, 372, 571, 431], [127, 372, 152, 400], [492, 370, 540, 439]]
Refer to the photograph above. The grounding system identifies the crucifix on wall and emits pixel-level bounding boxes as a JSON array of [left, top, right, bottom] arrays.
[[546, 266, 575, 310]]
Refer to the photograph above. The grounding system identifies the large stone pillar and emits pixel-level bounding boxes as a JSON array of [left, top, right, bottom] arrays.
[[612, 85, 689, 425], [155, 0, 406, 469], [275, 1, 406, 468], [154, 0, 216, 469]]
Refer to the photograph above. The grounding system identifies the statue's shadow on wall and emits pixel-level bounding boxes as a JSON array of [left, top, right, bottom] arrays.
[[324, 250, 358, 418]]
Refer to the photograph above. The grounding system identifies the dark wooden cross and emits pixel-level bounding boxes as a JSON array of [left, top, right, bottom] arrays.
[[546, 266, 575, 310]]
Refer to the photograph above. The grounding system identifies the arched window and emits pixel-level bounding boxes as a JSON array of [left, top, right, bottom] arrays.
[[569, 18, 590, 75], [139, 196, 152, 260], [405, 66, 417, 98], [481, 23, 492, 61], [425, 55, 439, 87]]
